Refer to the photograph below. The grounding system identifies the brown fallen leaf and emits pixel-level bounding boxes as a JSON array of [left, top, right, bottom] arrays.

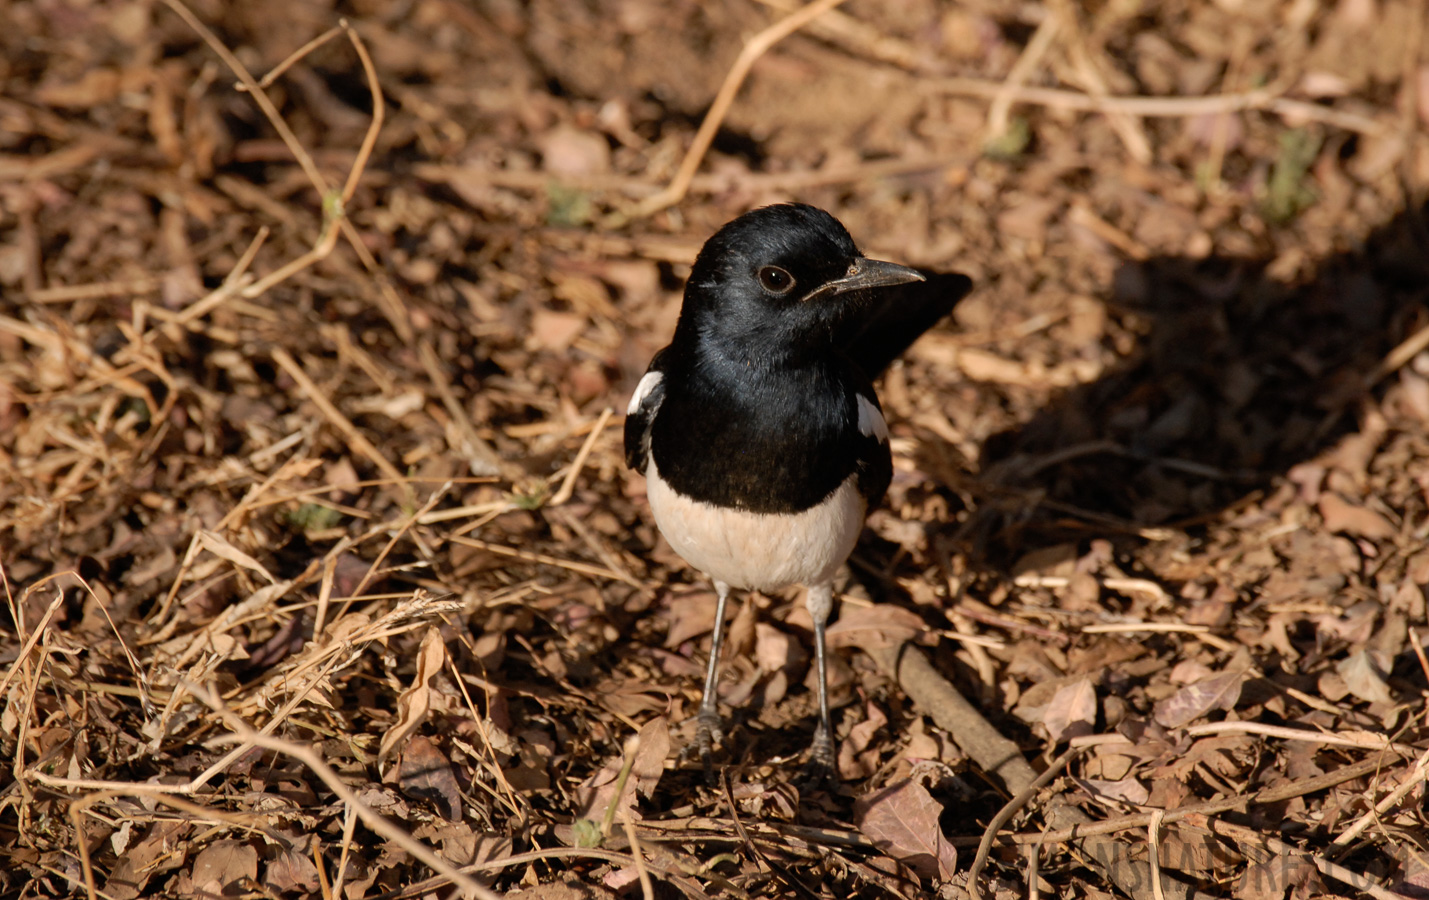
[[1156, 824, 1242, 876], [1319, 492, 1396, 540], [379, 625, 449, 761], [1154, 670, 1245, 729], [838, 701, 889, 781], [397, 734, 463, 821], [266, 835, 322, 894], [853, 779, 957, 882], [1336, 649, 1394, 704], [1075, 776, 1150, 806], [631, 716, 670, 800], [175, 839, 258, 898], [575, 717, 669, 823], [826, 603, 928, 651], [1236, 855, 1318, 900], [529, 308, 586, 353], [1044, 676, 1098, 742]]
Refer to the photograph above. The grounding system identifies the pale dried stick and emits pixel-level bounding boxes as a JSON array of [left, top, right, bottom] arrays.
[[447, 534, 639, 585], [271, 347, 408, 490], [198, 707, 498, 899], [1331, 744, 1429, 848], [162, 0, 325, 189], [395, 846, 701, 900], [1187, 721, 1415, 755], [145, 227, 269, 342], [34, 597, 458, 795], [622, 814, 657, 900], [246, 25, 343, 90], [1365, 319, 1429, 388], [67, 787, 290, 900], [1047, 0, 1150, 163], [330, 803, 360, 900], [0, 578, 66, 701], [935, 77, 1388, 136], [445, 654, 525, 819], [27, 278, 162, 303], [1398, 0, 1426, 202], [1410, 630, 1429, 685], [967, 746, 1082, 900], [1148, 809, 1167, 900], [1207, 818, 1410, 900], [986, 13, 1060, 145], [417, 338, 506, 477], [344, 486, 450, 603], [159, 3, 385, 303], [547, 406, 614, 506], [629, 0, 850, 217], [1202, 32, 1252, 193]]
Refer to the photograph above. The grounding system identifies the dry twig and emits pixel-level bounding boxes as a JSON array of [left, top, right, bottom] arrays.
[[627, 0, 850, 218]]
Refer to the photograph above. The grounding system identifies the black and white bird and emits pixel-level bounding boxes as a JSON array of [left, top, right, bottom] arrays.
[[624, 203, 972, 775]]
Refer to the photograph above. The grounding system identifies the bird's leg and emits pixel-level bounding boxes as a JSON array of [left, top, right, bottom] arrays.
[[696, 580, 732, 769], [805, 582, 837, 779]]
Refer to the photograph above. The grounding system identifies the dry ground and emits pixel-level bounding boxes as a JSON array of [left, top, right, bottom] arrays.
[[2, 0, 1429, 898]]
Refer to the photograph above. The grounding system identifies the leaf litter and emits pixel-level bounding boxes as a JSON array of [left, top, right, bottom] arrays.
[[1, 0, 1428, 897]]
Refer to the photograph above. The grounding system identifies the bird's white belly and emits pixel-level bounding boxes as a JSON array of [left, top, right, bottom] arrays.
[[644, 457, 865, 591]]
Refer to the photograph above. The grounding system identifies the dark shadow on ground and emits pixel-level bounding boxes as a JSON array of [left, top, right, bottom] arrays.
[[971, 202, 1429, 563]]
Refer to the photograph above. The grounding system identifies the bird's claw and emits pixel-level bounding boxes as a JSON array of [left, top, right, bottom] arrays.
[[799, 725, 837, 788], [696, 708, 723, 770]]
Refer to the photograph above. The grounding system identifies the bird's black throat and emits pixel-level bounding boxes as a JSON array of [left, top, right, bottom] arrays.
[[649, 342, 876, 514]]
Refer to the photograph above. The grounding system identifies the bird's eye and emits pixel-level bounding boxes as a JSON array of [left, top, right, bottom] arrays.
[[757, 266, 795, 294]]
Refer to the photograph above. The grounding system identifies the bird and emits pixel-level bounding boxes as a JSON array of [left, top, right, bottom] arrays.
[[624, 203, 972, 777]]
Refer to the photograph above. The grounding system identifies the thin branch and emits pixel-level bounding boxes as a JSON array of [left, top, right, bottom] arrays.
[[628, 0, 850, 218], [967, 746, 1082, 900]]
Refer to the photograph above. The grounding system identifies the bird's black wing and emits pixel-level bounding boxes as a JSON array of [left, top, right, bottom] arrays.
[[624, 348, 671, 473], [850, 383, 894, 509], [837, 270, 973, 380]]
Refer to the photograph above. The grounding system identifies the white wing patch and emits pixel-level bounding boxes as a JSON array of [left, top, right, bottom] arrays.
[[856, 394, 888, 441], [628, 371, 664, 415]]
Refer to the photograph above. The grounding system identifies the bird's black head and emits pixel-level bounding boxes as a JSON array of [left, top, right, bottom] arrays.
[[674, 204, 924, 366]]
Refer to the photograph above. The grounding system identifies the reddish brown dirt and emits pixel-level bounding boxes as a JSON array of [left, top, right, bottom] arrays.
[[2, 0, 1428, 898]]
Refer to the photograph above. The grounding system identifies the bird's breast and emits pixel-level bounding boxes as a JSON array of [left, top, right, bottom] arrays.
[[645, 456, 865, 592]]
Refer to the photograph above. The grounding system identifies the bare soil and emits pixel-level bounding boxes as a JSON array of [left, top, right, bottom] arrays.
[[2, 0, 1428, 898]]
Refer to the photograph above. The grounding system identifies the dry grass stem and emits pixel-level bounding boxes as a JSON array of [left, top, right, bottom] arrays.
[[629, 0, 851, 217]]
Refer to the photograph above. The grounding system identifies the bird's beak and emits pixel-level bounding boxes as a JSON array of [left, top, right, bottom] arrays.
[[802, 258, 926, 302]]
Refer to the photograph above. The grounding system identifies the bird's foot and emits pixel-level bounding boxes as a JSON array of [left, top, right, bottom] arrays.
[[798, 725, 837, 788], [695, 708, 723, 771]]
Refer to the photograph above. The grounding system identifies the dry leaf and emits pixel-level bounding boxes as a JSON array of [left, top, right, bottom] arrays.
[[754, 622, 800, 673], [1154, 671, 1245, 729], [398, 734, 463, 821], [1044, 676, 1098, 742], [1336, 649, 1394, 704], [379, 626, 449, 761], [631, 716, 670, 800], [196, 529, 278, 583], [529, 309, 586, 353], [177, 839, 258, 897], [1235, 855, 1317, 900], [1319, 493, 1396, 539], [853, 779, 957, 882], [266, 836, 322, 894], [838, 701, 889, 781], [1075, 776, 1150, 806], [826, 603, 927, 651], [576, 717, 669, 824], [663, 591, 719, 648]]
